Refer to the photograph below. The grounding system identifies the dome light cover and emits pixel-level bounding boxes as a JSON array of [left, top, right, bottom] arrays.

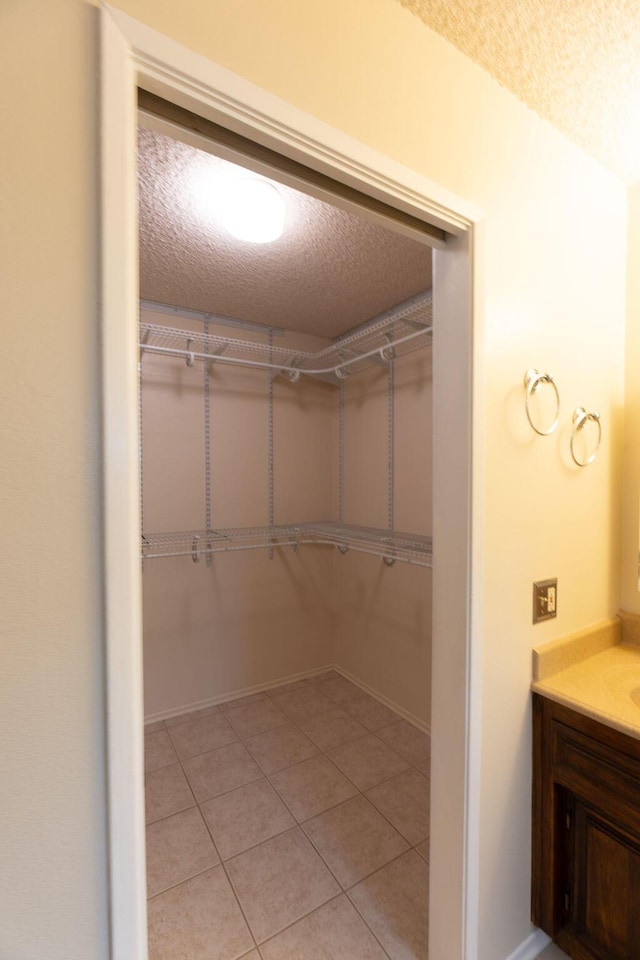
[[216, 177, 286, 244]]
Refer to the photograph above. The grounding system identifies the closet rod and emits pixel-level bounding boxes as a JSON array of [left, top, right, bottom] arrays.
[[140, 324, 432, 378], [144, 538, 308, 560], [142, 524, 433, 567]]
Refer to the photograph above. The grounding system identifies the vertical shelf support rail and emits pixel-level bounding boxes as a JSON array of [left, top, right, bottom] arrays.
[[268, 328, 275, 559], [204, 321, 213, 565], [385, 351, 396, 566], [387, 356, 395, 530], [139, 304, 145, 570], [339, 379, 345, 524], [138, 295, 434, 572]]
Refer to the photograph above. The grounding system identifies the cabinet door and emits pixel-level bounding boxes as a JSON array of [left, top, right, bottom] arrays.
[[570, 797, 640, 958]]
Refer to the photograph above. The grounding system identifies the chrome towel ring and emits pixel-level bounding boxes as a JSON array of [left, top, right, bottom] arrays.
[[524, 369, 560, 436], [570, 407, 601, 467]]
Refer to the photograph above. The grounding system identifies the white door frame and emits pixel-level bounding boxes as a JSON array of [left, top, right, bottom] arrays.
[[100, 6, 484, 958]]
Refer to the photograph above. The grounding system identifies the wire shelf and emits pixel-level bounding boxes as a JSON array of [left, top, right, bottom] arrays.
[[140, 291, 432, 381], [303, 522, 433, 566], [140, 326, 316, 365], [142, 526, 301, 560], [142, 522, 432, 568]]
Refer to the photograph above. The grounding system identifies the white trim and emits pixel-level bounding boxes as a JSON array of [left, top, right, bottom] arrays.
[[431, 234, 476, 960], [100, 9, 147, 959], [106, 6, 481, 238], [145, 662, 430, 733], [329, 666, 431, 735], [144, 666, 334, 724], [100, 7, 482, 958], [463, 217, 486, 960], [504, 929, 552, 960], [138, 106, 445, 250]]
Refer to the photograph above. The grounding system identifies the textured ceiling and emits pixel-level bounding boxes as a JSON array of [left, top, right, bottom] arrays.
[[400, 0, 640, 183], [138, 128, 432, 338]]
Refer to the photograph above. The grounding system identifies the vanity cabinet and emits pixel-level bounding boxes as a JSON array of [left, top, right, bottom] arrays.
[[532, 693, 640, 958]]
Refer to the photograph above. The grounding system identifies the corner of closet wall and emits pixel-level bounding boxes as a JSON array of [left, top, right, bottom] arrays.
[[140, 307, 336, 718], [331, 348, 433, 729], [136, 111, 434, 727], [140, 298, 433, 726]]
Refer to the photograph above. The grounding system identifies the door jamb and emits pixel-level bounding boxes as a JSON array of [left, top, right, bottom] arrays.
[[100, 6, 484, 958]]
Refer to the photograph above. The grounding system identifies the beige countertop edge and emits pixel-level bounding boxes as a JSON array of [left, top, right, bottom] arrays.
[[532, 640, 640, 741], [532, 621, 640, 741], [533, 617, 621, 682], [531, 681, 640, 742]]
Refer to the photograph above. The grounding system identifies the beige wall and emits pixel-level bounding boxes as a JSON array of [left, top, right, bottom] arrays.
[[141, 311, 335, 716], [141, 310, 431, 722], [334, 351, 432, 724], [2, 1, 630, 959], [621, 181, 640, 613], [0, 2, 109, 958]]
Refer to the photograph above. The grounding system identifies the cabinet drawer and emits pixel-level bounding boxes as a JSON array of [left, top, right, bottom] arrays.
[[552, 718, 640, 837], [532, 693, 640, 951]]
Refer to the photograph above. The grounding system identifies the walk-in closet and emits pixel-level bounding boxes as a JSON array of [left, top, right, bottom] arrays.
[[139, 98, 434, 960]]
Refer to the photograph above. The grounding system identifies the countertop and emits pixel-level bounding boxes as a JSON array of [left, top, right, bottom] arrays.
[[532, 617, 640, 741]]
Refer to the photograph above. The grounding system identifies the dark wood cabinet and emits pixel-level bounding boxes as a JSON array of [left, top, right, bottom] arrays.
[[532, 693, 640, 959]]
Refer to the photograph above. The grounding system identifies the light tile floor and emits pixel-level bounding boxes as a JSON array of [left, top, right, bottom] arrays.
[[145, 671, 430, 960]]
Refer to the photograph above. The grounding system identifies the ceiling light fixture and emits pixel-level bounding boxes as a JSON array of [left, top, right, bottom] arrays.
[[216, 176, 286, 244]]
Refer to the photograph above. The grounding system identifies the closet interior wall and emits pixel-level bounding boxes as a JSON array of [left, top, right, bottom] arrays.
[[141, 304, 433, 727], [334, 352, 432, 725], [142, 307, 336, 718]]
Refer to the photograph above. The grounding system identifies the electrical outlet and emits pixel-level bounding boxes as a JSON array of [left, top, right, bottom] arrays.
[[533, 578, 558, 624]]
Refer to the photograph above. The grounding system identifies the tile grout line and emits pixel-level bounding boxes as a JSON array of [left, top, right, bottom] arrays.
[[145, 805, 199, 831], [144, 682, 430, 954], [158, 808, 407, 959], [145, 755, 429, 841], [343, 873, 398, 960], [299, 797, 430, 858], [297, 788, 427, 894], [149, 681, 358, 729], [356, 771, 431, 848], [265, 751, 360, 825], [144, 760, 198, 827], [186, 770, 266, 808], [245, 705, 430, 949], [145, 668, 420, 726], [144, 669, 335, 728], [146, 861, 221, 902], [186, 757, 261, 955], [207, 818, 294, 868], [181, 718, 401, 946], [148, 702, 429, 826], [257, 890, 395, 960], [298, 797, 396, 891], [253, 892, 351, 952], [149, 686, 425, 743], [247, 719, 429, 914], [154, 717, 429, 771], [274, 716, 431, 798]]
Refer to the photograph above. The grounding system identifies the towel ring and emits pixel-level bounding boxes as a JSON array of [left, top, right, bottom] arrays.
[[524, 369, 560, 436], [570, 407, 601, 467]]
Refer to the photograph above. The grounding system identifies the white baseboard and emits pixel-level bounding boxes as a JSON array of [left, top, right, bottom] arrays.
[[504, 929, 552, 960], [144, 664, 334, 724], [145, 662, 430, 732], [332, 664, 431, 735]]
